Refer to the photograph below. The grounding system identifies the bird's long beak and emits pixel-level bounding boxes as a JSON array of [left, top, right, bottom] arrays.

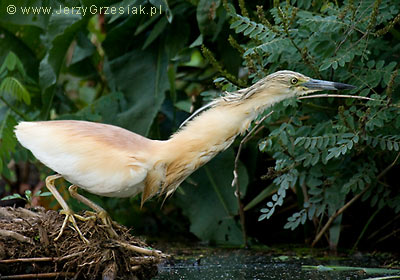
[[303, 79, 356, 91]]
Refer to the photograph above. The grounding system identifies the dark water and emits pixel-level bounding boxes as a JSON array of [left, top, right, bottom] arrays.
[[153, 249, 399, 280]]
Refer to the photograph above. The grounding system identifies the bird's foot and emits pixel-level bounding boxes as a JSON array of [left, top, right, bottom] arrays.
[[97, 210, 119, 238], [74, 211, 97, 222], [82, 210, 119, 238], [56, 209, 90, 244]]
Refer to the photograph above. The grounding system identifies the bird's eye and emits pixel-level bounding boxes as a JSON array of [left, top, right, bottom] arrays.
[[290, 78, 298, 85]]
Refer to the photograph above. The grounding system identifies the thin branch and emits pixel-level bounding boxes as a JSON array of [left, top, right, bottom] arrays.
[[376, 151, 400, 180], [130, 256, 158, 265], [0, 229, 34, 245], [311, 187, 368, 247], [312, 151, 400, 247], [112, 240, 166, 257], [0, 252, 83, 264], [0, 96, 30, 120], [298, 94, 378, 101], [367, 213, 400, 241], [232, 111, 274, 248], [0, 272, 75, 279], [375, 228, 400, 244]]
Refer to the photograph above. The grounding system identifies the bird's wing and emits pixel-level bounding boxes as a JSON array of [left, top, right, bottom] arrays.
[[15, 120, 158, 198]]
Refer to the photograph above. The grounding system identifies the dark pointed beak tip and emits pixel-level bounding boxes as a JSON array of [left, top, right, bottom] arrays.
[[333, 82, 357, 90]]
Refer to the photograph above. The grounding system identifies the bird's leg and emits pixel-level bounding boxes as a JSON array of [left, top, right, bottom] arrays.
[[68, 185, 118, 238], [45, 175, 89, 244]]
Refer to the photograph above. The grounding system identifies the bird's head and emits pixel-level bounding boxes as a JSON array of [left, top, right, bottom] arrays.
[[179, 70, 356, 128], [251, 70, 355, 100]]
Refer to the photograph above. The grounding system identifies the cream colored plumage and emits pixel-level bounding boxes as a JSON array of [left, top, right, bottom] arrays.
[[14, 70, 355, 243]]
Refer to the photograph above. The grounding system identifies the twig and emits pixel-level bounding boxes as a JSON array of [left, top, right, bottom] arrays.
[[269, 115, 310, 126], [376, 151, 400, 180], [298, 94, 378, 101], [312, 151, 400, 247], [232, 111, 274, 248], [112, 240, 166, 257], [131, 265, 141, 271], [130, 256, 158, 265], [0, 272, 75, 279], [0, 96, 30, 121], [0, 229, 34, 245], [367, 213, 400, 241], [311, 187, 368, 247], [376, 228, 400, 244], [0, 257, 55, 264], [0, 251, 83, 264]]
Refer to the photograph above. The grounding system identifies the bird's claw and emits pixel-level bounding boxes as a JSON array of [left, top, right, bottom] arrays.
[[81, 210, 118, 238], [56, 209, 90, 244], [97, 210, 119, 238]]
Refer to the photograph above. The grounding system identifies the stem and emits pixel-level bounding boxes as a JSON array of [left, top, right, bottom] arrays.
[[231, 111, 274, 247], [350, 206, 382, 253], [0, 272, 75, 279], [367, 213, 400, 241], [0, 252, 82, 263], [311, 187, 368, 247], [0, 96, 30, 120]]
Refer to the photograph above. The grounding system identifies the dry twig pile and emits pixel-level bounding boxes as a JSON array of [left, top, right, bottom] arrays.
[[0, 207, 163, 279]]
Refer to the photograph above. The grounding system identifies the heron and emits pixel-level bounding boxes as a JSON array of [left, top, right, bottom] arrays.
[[14, 70, 355, 244]]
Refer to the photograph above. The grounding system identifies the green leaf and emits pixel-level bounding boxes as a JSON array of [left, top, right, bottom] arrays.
[[107, 47, 169, 135], [142, 17, 168, 49], [0, 77, 30, 105], [244, 183, 278, 211], [311, 152, 320, 166], [2, 51, 17, 72], [230, 20, 242, 29], [236, 23, 249, 33], [304, 138, 311, 149], [189, 34, 203, 48], [39, 14, 88, 118], [1, 193, 23, 201], [319, 61, 332, 71], [294, 137, 305, 146], [39, 191, 52, 197], [280, 131, 288, 145], [70, 32, 96, 64], [0, 111, 18, 174], [176, 149, 248, 245]]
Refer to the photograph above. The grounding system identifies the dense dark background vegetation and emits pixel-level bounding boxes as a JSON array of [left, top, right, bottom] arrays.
[[0, 0, 399, 252]]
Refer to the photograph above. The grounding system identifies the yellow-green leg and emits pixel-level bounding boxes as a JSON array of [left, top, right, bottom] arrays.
[[68, 185, 118, 238], [45, 175, 90, 244]]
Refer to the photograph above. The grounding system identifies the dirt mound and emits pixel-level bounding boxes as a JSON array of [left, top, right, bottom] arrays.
[[0, 207, 164, 279]]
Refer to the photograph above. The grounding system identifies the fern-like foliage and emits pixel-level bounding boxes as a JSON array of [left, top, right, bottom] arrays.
[[0, 52, 31, 105], [0, 77, 31, 105], [0, 111, 18, 173], [0, 52, 32, 177], [223, 0, 400, 248]]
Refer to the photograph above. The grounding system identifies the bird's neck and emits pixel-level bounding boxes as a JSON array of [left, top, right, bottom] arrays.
[[168, 93, 281, 151], [157, 96, 273, 195]]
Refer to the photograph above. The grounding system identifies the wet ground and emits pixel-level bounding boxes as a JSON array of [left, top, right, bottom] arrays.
[[153, 247, 400, 280]]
